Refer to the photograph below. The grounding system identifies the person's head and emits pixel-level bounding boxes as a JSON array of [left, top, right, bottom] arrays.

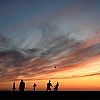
[[57, 82, 58, 84], [21, 79, 23, 82], [49, 80, 51, 83]]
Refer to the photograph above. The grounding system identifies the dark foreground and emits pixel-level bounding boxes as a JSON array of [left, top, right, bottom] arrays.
[[0, 91, 100, 100]]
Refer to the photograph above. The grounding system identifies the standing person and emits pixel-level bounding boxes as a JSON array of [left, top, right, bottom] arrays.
[[19, 79, 25, 92], [54, 82, 59, 91], [13, 82, 16, 91], [47, 80, 53, 91], [33, 83, 37, 91]]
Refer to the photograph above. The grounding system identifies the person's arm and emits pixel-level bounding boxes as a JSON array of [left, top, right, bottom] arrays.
[[24, 83, 25, 89], [51, 84, 53, 87]]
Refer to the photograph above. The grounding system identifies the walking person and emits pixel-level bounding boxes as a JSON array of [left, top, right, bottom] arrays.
[[47, 80, 53, 91], [13, 82, 16, 91], [54, 82, 59, 91], [19, 79, 25, 92], [33, 83, 37, 91]]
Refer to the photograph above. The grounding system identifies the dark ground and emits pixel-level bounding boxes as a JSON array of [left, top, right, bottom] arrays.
[[0, 91, 100, 100]]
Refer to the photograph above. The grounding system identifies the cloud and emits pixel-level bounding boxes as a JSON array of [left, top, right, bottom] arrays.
[[51, 71, 100, 80], [19, 35, 100, 80], [0, 30, 100, 82]]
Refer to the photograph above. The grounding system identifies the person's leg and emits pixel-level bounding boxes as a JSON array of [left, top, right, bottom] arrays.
[[50, 88, 51, 91]]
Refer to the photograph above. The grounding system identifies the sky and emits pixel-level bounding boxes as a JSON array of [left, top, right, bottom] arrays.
[[0, 0, 100, 91]]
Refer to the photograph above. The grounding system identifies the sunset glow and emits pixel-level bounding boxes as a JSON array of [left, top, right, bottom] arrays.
[[0, 0, 100, 91]]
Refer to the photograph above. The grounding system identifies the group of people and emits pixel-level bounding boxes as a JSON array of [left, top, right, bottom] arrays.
[[47, 80, 59, 91], [13, 80, 25, 92], [13, 80, 59, 91]]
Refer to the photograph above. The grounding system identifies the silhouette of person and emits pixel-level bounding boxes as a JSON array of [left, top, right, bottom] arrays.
[[47, 80, 53, 91], [33, 83, 37, 91], [13, 82, 16, 91], [54, 82, 59, 91], [19, 79, 25, 92]]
